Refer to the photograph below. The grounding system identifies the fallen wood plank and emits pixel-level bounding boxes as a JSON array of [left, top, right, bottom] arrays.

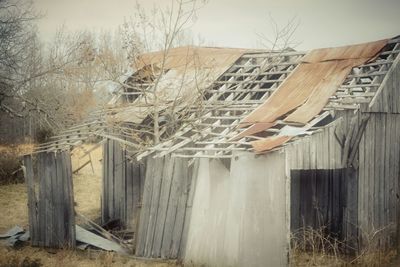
[[73, 160, 91, 174]]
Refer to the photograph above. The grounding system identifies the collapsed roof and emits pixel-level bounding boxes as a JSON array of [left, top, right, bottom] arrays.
[[34, 36, 400, 160]]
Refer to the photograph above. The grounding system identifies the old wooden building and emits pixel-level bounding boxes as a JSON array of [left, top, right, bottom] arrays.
[[24, 36, 400, 266]]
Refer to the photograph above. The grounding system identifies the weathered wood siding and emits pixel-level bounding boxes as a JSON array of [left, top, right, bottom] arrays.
[[102, 139, 145, 230], [357, 113, 400, 248], [291, 168, 358, 249], [284, 119, 343, 170], [184, 151, 288, 267], [23, 151, 75, 248], [368, 56, 400, 113], [135, 156, 195, 259]]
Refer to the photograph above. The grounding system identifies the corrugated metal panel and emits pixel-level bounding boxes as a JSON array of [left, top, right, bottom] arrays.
[[135, 46, 249, 73], [251, 135, 292, 153], [231, 122, 276, 140], [238, 39, 388, 152], [301, 39, 387, 63], [114, 46, 248, 123], [284, 59, 365, 124]]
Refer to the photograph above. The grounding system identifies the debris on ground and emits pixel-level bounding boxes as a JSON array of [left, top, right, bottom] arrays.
[[0, 225, 29, 247]]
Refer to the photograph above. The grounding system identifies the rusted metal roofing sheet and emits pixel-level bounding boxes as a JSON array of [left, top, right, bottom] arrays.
[[115, 46, 249, 124], [134, 46, 249, 73], [284, 59, 364, 124], [301, 39, 387, 63], [239, 39, 388, 152], [232, 122, 276, 140], [251, 135, 292, 153]]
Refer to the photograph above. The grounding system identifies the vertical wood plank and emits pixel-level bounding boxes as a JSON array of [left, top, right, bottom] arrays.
[[179, 159, 199, 258], [63, 151, 76, 247], [136, 157, 156, 256], [114, 141, 122, 222], [144, 157, 164, 257], [108, 140, 114, 221], [171, 158, 189, 258], [24, 155, 38, 246], [102, 140, 109, 223], [161, 158, 182, 258], [54, 152, 65, 247], [125, 159, 134, 229], [152, 155, 174, 257]]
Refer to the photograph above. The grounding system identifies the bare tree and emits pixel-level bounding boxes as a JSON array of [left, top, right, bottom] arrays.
[[0, 0, 38, 115], [112, 0, 208, 147]]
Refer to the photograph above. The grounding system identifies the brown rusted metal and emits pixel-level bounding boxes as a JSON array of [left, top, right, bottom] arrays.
[[134, 46, 249, 73], [238, 39, 388, 152], [251, 135, 292, 153], [231, 122, 276, 140]]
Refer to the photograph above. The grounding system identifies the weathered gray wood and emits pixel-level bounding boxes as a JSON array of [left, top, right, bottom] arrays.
[[62, 151, 76, 247], [54, 152, 65, 247], [108, 140, 114, 221], [342, 115, 357, 166], [121, 146, 127, 227], [27, 151, 75, 248], [131, 160, 142, 231], [170, 158, 189, 258], [37, 152, 46, 247], [136, 157, 156, 256], [179, 159, 199, 258], [102, 141, 109, 223], [114, 141, 123, 222], [369, 54, 400, 113], [144, 157, 164, 257], [356, 113, 400, 249], [23, 155, 38, 246], [161, 158, 182, 258], [125, 160, 134, 229], [152, 155, 174, 257]]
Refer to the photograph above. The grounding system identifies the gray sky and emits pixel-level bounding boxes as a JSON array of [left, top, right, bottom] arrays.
[[35, 0, 400, 51]]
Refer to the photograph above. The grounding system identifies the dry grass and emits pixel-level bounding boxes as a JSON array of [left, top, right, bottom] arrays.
[[0, 143, 180, 267], [290, 226, 398, 267], [0, 143, 35, 156], [0, 246, 179, 267], [0, 143, 35, 185], [0, 183, 28, 233], [71, 144, 103, 220]]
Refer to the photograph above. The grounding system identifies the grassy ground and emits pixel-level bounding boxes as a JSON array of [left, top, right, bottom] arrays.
[[0, 144, 180, 267]]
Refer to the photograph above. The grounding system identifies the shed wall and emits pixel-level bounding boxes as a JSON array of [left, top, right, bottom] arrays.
[[284, 119, 343, 170], [23, 151, 75, 248], [135, 156, 195, 259], [368, 56, 400, 113], [357, 113, 400, 248], [184, 151, 288, 267], [102, 139, 145, 230]]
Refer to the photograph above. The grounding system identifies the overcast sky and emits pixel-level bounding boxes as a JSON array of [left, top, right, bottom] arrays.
[[35, 0, 400, 51]]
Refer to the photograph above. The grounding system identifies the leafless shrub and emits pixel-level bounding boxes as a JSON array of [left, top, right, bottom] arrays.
[[0, 146, 23, 184], [291, 225, 397, 266]]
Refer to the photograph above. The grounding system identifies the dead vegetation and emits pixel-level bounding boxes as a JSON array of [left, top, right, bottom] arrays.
[[290, 226, 397, 266], [0, 144, 34, 185]]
